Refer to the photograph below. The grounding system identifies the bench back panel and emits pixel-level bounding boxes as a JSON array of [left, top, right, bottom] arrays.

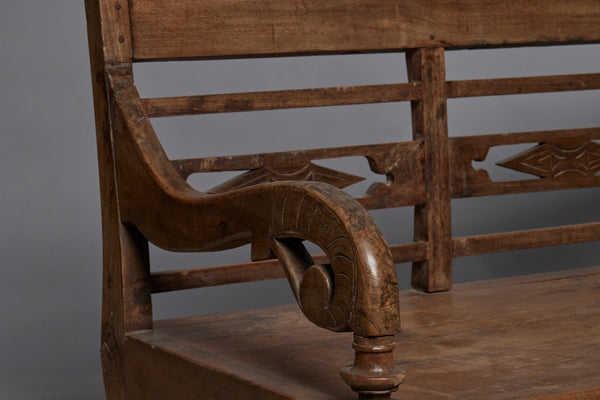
[[90, 0, 600, 293]]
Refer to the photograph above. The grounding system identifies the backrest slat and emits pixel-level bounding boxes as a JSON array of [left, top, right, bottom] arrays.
[[447, 73, 600, 99], [130, 0, 600, 61], [142, 82, 422, 117]]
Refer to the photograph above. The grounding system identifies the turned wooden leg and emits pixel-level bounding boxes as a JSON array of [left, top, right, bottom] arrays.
[[340, 335, 405, 400]]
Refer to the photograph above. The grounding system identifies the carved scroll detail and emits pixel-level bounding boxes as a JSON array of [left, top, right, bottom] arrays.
[[110, 71, 402, 400], [269, 186, 357, 331], [206, 163, 364, 194], [498, 141, 600, 178]]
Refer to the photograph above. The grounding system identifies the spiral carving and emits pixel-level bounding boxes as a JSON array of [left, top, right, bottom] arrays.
[[269, 185, 360, 332]]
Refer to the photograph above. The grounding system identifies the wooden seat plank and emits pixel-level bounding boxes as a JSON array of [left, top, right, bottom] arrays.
[[129, 266, 600, 399]]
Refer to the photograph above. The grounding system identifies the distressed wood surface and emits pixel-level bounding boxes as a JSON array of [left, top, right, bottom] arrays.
[[497, 141, 600, 178], [87, 0, 600, 398], [149, 241, 429, 293], [141, 73, 600, 119], [85, 2, 149, 399], [171, 141, 426, 209], [143, 83, 422, 117], [453, 222, 600, 258], [150, 219, 600, 293], [451, 128, 600, 198], [407, 48, 453, 292], [110, 68, 402, 334], [130, 266, 600, 400], [446, 73, 600, 99], [108, 68, 404, 396], [129, 0, 600, 61]]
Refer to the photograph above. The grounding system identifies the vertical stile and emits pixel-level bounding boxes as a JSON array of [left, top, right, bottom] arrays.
[[85, 1, 153, 398], [406, 48, 453, 292]]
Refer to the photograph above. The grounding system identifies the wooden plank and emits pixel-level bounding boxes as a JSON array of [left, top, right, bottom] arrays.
[[142, 83, 422, 118], [456, 177, 600, 198], [407, 48, 453, 292], [125, 333, 310, 400], [447, 73, 600, 99], [151, 260, 289, 293], [453, 222, 600, 258], [451, 128, 600, 198], [150, 242, 427, 293], [133, 266, 600, 399], [129, 0, 600, 61], [454, 128, 600, 150], [390, 241, 428, 264], [528, 388, 600, 400]]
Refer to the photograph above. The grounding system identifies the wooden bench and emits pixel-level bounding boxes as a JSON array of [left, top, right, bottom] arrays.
[[85, 1, 600, 399]]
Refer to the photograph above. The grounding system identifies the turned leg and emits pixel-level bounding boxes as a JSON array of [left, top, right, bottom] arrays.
[[340, 335, 405, 400]]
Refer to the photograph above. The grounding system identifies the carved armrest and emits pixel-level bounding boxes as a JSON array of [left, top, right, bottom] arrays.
[[108, 68, 404, 398]]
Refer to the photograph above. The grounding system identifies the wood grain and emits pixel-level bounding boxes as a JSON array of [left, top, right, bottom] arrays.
[[129, 0, 600, 61], [143, 83, 422, 118], [85, 1, 147, 399], [407, 48, 453, 292], [451, 128, 600, 198], [171, 141, 426, 210], [130, 266, 600, 399], [149, 242, 428, 293], [453, 222, 600, 258], [142, 73, 600, 118], [447, 73, 600, 99], [497, 141, 600, 178], [86, 0, 600, 398], [107, 67, 404, 395]]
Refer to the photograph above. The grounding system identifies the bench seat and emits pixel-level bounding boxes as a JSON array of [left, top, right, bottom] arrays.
[[126, 266, 600, 399]]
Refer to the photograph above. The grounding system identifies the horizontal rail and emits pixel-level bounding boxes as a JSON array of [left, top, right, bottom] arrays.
[[391, 241, 428, 263], [143, 83, 422, 118], [447, 73, 600, 98], [453, 222, 600, 258], [454, 177, 600, 198], [142, 73, 600, 118], [150, 259, 289, 293], [451, 127, 600, 148], [171, 141, 420, 175], [150, 242, 427, 293], [150, 220, 600, 293], [130, 0, 600, 61]]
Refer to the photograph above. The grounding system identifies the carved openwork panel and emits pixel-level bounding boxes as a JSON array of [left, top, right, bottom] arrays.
[[450, 130, 600, 198], [170, 141, 426, 209], [497, 140, 600, 178]]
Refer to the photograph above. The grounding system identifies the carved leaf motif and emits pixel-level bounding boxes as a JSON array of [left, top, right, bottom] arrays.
[[497, 141, 600, 178], [207, 162, 364, 194]]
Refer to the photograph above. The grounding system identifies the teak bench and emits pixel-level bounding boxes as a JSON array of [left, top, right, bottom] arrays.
[[85, 1, 600, 399]]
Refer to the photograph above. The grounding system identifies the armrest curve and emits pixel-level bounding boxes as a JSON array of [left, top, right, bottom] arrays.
[[108, 70, 400, 337]]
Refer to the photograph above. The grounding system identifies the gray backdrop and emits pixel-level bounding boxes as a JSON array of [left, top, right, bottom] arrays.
[[1, 2, 599, 398]]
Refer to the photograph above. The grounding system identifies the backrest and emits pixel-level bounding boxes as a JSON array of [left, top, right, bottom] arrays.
[[87, 0, 600, 307]]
